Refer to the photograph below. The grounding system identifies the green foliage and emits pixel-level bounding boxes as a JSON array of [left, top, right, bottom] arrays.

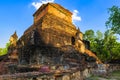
[[96, 30, 103, 40], [103, 30, 117, 59], [106, 6, 120, 35], [0, 42, 10, 56], [84, 29, 120, 62], [83, 29, 95, 41], [83, 6, 120, 63], [105, 5, 120, 61]]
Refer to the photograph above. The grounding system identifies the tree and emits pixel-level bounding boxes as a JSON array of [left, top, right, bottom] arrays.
[[103, 30, 117, 60], [94, 31, 105, 61], [83, 30, 95, 51], [110, 42, 120, 60], [83, 29, 95, 42], [84, 5, 120, 62], [106, 6, 120, 35], [96, 30, 103, 40], [83, 30, 104, 54], [83, 30, 117, 62], [0, 42, 10, 56]]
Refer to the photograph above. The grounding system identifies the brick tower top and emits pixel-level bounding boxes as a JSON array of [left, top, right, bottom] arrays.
[[33, 3, 72, 24]]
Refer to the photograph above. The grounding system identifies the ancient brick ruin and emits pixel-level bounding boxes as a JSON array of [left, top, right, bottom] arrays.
[[0, 3, 103, 80], [16, 3, 92, 66]]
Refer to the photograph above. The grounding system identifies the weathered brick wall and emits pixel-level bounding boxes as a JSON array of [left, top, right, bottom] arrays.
[[108, 64, 120, 72], [90, 64, 120, 76], [33, 3, 72, 24], [0, 71, 84, 80], [41, 13, 77, 47]]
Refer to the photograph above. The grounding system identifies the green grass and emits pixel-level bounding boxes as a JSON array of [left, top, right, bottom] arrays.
[[85, 75, 100, 80], [111, 70, 120, 76], [109, 70, 120, 80], [85, 71, 120, 80]]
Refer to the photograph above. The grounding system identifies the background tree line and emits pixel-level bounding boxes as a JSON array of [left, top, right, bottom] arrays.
[[84, 5, 120, 62], [0, 42, 10, 56]]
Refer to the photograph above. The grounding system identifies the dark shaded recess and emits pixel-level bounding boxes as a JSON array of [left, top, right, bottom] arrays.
[[83, 53, 96, 62], [17, 67, 39, 73], [0, 55, 7, 61], [71, 36, 75, 45], [108, 59, 120, 64], [83, 40, 90, 50]]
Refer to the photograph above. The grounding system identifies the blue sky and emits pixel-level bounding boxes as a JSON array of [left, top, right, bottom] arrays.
[[0, 0, 120, 48]]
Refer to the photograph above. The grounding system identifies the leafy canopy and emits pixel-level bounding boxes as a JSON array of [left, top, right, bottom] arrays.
[[106, 6, 120, 35]]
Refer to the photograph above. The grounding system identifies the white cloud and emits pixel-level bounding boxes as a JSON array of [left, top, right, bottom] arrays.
[[32, 0, 54, 10], [72, 10, 82, 23]]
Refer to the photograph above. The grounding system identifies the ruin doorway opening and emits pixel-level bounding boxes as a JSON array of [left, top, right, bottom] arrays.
[[71, 37, 75, 45]]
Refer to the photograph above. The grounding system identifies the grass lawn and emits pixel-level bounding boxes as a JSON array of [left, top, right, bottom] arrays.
[[85, 70, 120, 80]]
